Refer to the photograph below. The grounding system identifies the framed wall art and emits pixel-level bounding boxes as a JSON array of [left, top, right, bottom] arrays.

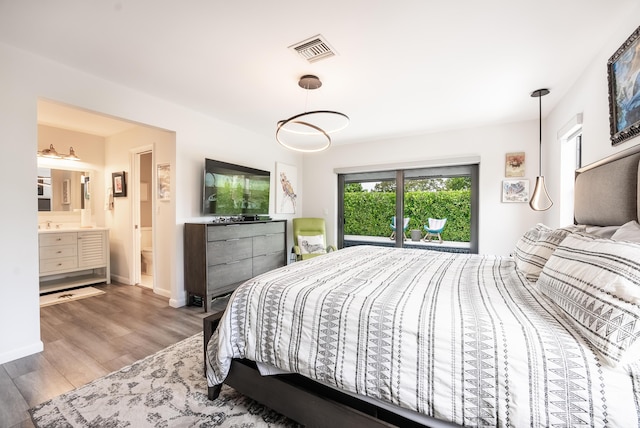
[[276, 162, 297, 214], [157, 163, 171, 201], [112, 171, 127, 197], [502, 179, 529, 203], [607, 24, 640, 146], [505, 152, 525, 177]]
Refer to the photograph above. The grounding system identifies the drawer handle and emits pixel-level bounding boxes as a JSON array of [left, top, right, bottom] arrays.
[[56, 238, 62, 241], [226, 238, 240, 242], [57, 250, 62, 254], [225, 260, 240, 265]]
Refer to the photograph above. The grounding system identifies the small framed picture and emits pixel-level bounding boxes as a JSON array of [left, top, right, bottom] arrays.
[[505, 152, 525, 177], [157, 163, 170, 201], [112, 171, 127, 197], [502, 179, 529, 203]]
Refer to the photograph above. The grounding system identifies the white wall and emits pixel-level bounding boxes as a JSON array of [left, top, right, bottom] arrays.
[[545, 4, 640, 228], [303, 120, 545, 256], [0, 42, 300, 364], [105, 126, 176, 300]]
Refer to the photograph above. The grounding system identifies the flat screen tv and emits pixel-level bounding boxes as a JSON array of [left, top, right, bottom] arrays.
[[203, 159, 271, 216]]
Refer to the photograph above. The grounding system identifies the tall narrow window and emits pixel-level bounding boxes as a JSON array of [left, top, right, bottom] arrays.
[[560, 129, 582, 225]]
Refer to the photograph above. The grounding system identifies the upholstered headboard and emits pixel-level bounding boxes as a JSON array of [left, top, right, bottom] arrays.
[[574, 145, 640, 226]]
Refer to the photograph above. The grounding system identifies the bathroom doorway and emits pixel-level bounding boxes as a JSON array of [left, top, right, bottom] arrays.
[[134, 147, 154, 289]]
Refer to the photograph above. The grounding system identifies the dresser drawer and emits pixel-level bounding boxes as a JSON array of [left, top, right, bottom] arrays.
[[207, 238, 252, 265], [40, 257, 78, 274], [253, 233, 285, 256], [39, 244, 77, 260], [253, 251, 285, 276], [39, 232, 77, 247], [207, 224, 256, 241], [207, 258, 252, 291]]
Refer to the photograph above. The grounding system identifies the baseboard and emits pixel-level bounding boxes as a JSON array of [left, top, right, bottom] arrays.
[[0, 340, 43, 365]]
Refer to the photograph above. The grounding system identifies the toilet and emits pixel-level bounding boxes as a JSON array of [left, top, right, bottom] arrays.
[[141, 227, 153, 275]]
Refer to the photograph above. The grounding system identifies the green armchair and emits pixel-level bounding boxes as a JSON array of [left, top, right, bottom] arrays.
[[292, 217, 336, 261]]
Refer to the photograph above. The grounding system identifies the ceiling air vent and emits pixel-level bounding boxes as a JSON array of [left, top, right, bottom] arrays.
[[289, 35, 337, 63]]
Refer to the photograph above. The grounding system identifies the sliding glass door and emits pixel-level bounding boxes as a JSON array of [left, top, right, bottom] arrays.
[[338, 164, 478, 253]]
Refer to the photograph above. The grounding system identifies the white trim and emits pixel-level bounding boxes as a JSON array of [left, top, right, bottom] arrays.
[[557, 113, 583, 141], [0, 341, 44, 365], [333, 155, 481, 174]]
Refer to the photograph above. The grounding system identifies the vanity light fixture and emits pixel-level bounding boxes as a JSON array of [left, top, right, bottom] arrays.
[[64, 146, 81, 161], [529, 88, 553, 211], [38, 144, 62, 159], [37, 144, 81, 161], [276, 75, 349, 153]]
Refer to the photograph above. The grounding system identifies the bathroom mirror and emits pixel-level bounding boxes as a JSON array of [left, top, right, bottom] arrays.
[[37, 164, 93, 212]]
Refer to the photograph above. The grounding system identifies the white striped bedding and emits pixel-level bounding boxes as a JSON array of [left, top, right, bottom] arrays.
[[206, 245, 640, 427]]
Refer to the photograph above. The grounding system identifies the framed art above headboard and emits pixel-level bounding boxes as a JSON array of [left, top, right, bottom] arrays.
[[607, 24, 640, 146]]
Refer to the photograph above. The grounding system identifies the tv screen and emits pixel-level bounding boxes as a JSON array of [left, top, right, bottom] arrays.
[[203, 159, 271, 216]]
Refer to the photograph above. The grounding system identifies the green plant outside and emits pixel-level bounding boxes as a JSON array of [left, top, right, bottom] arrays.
[[344, 190, 471, 242]]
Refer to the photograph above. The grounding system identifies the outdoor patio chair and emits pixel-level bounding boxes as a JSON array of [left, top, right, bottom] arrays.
[[424, 218, 447, 243]]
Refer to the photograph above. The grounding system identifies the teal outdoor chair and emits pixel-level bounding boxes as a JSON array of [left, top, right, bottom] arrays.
[[424, 218, 447, 243], [390, 216, 410, 240]]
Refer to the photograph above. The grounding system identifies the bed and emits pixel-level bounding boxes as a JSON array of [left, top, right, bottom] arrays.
[[205, 146, 640, 427]]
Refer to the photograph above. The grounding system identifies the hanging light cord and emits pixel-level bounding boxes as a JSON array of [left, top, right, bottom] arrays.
[[538, 93, 542, 176]]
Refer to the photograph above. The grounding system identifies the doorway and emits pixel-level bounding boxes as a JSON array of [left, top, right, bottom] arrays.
[[134, 148, 154, 289]]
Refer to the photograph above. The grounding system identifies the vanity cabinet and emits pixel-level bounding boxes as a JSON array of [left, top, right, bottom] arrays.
[[39, 229, 111, 294], [184, 220, 286, 311]]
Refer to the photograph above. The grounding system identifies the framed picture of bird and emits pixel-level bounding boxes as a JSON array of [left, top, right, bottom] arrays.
[[276, 162, 297, 214]]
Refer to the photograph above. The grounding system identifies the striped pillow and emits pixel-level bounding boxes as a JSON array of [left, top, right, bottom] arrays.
[[537, 232, 640, 366], [513, 224, 581, 281]]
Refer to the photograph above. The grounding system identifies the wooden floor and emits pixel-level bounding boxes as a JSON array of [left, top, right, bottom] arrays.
[[0, 283, 226, 428]]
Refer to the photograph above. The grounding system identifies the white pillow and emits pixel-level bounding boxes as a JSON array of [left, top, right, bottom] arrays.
[[513, 224, 582, 281], [298, 235, 326, 254], [611, 220, 640, 243], [537, 232, 640, 366]]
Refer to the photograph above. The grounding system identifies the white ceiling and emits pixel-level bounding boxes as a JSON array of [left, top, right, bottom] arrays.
[[0, 0, 634, 143]]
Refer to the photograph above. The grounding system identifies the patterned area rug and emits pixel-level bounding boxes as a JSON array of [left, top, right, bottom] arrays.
[[29, 333, 301, 427]]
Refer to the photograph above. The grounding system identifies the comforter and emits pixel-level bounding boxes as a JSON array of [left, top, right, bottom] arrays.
[[206, 245, 640, 427]]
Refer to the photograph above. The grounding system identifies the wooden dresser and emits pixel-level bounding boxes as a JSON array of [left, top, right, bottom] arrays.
[[184, 220, 286, 311]]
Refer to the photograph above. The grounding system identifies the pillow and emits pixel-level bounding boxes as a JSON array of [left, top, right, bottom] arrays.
[[513, 224, 583, 281], [584, 224, 620, 239], [298, 235, 326, 254], [537, 232, 640, 366], [611, 220, 640, 243]]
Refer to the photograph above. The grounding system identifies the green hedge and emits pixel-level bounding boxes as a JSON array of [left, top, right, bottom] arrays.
[[344, 190, 471, 242]]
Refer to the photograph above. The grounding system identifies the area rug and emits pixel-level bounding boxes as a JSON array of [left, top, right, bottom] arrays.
[[29, 332, 300, 427], [39, 286, 105, 307]]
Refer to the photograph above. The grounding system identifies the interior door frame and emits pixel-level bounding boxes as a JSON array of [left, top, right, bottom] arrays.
[[130, 144, 155, 288]]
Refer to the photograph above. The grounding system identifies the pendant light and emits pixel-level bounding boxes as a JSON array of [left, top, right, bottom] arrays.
[[276, 75, 349, 153], [529, 88, 553, 211]]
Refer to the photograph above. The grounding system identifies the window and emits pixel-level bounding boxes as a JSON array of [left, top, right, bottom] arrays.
[[559, 117, 582, 225], [338, 164, 478, 253]]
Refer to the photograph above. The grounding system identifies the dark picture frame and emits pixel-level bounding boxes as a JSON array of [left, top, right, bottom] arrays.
[[112, 171, 127, 197], [608, 24, 640, 146]]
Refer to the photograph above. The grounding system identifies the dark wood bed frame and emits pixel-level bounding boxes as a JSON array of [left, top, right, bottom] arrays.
[[203, 144, 640, 428]]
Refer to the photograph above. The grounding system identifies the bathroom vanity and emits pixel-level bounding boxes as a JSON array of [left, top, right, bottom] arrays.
[[38, 227, 111, 294]]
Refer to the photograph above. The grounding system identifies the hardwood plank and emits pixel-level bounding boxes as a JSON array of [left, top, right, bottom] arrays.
[[12, 357, 74, 407], [41, 339, 110, 388], [0, 367, 30, 428]]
